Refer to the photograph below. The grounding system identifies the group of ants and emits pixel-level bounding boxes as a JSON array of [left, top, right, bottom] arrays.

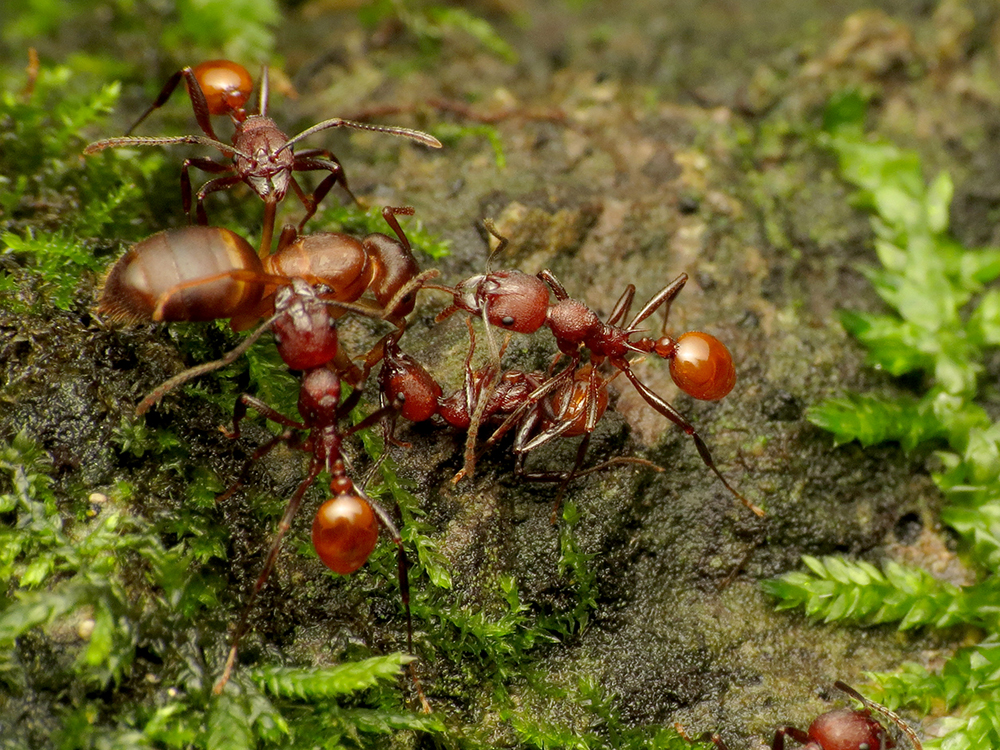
[[85, 59, 921, 750]]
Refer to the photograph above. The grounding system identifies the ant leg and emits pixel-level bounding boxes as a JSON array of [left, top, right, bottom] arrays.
[[180, 157, 236, 221], [380, 206, 416, 252], [291, 154, 359, 215], [223, 393, 306, 441], [213, 458, 325, 694], [136, 306, 286, 415], [362, 490, 429, 713], [193, 172, 244, 226], [772, 727, 811, 750], [126, 67, 222, 142], [126, 68, 185, 135], [616, 360, 764, 517], [624, 273, 688, 333], [148, 267, 285, 322], [472, 361, 578, 458], [606, 284, 636, 326], [216, 429, 295, 504]]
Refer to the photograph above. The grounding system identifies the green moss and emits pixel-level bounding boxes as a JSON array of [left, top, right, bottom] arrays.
[[766, 92, 1000, 749]]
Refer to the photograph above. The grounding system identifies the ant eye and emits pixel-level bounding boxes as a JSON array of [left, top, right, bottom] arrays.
[[501, 315, 515, 327], [668, 331, 736, 401]]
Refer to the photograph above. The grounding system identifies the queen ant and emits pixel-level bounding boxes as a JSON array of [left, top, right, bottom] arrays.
[[97, 205, 433, 392], [84, 60, 442, 256], [701, 681, 922, 750], [429, 223, 762, 517]]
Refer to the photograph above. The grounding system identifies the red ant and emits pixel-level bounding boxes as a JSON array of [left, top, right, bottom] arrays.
[[191, 279, 417, 697], [373, 329, 662, 518], [84, 60, 442, 256], [97, 206, 432, 390], [430, 223, 762, 516], [703, 681, 922, 750]]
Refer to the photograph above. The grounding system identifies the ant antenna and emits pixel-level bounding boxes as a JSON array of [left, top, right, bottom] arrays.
[[279, 118, 442, 153], [483, 217, 509, 272], [259, 65, 269, 117], [834, 681, 923, 750]]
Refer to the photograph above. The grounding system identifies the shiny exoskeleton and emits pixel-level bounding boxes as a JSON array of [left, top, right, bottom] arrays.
[[376, 332, 662, 519]]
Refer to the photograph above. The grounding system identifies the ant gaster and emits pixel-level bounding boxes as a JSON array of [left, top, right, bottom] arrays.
[[707, 681, 922, 750], [84, 60, 442, 256], [431, 223, 761, 516]]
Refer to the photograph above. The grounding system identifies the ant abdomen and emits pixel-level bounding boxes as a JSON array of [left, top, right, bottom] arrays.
[[661, 331, 736, 401], [311, 482, 380, 575], [98, 226, 264, 323], [268, 232, 371, 303], [191, 60, 254, 120], [365, 232, 422, 318]]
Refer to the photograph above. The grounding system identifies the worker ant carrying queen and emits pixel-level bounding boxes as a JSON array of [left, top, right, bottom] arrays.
[[96, 207, 435, 694]]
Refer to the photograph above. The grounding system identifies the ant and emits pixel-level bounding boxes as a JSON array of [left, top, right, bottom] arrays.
[[97, 206, 432, 389], [374, 328, 662, 519], [84, 60, 442, 256], [189, 279, 418, 697], [430, 223, 762, 517], [703, 681, 922, 750]]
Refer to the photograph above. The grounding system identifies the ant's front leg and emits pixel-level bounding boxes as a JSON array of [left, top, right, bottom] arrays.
[[222, 393, 305, 440], [181, 158, 236, 220]]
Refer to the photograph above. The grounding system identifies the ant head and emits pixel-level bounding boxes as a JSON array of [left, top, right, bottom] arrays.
[[311, 479, 379, 574], [191, 60, 253, 120], [808, 708, 892, 750], [454, 271, 549, 333], [381, 344, 443, 423], [832, 681, 922, 750], [656, 331, 736, 401], [297, 368, 341, 427], [272, 280, 339, 371]]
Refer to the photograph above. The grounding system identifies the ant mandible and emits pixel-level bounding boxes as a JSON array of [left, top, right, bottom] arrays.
[[705, 681, 922, 750], [84, 60, 442, 256], [432, 223, 761, 516], [206, 279, 416, 696]]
